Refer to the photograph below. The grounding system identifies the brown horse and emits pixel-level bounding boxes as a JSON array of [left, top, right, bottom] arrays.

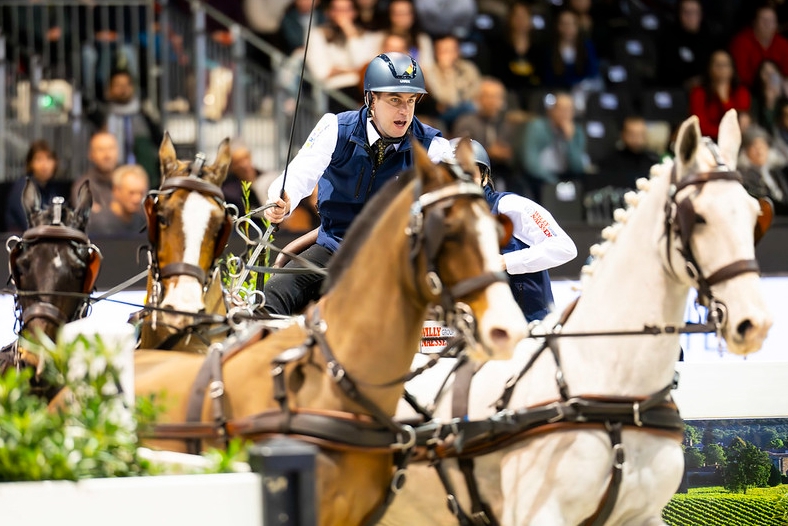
[[134, 138, 529, 526], [1, 180, 100, 398], [133, 133, 233, 351]]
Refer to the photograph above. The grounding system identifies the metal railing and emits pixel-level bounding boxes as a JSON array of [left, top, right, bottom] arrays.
[[0, 0, 357, 185]]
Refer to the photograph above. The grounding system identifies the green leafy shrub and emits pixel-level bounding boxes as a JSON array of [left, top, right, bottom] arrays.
[[0, 331, 246, 482]]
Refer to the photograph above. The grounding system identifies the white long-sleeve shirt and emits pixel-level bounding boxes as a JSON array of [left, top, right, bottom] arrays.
[[497, 193, 578, 274], [267, 113, 453, 209]]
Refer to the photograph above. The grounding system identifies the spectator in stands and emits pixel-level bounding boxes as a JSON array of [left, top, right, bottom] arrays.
[[222, 142, 264, 217], [729, 4, 788, 88], [384, 0, 434, 69], [305, 0, 383, 100], [657, 0, 720, 90], [593, 116, 660, 192], [88, 69, 163, 188], [423, 34, 482, 131], [356, 0, 386, 31], [261, 52, 452, 315], [689, 50, 751, 140], [5, 140, 66, 233], [520, 92, 586, 203], [453, 77, 523, 194], [413, 0, 476, 40], [72, 131, 120, 213], [488, 0, 543, 110], [456, 138, 577, 322], [750, 59, 788, 133], [739, 126, 788, 216], [279, 0, 327, 55], [88, 164, 149, 238], [539, 8, 600, 92], [771, 98, 788, 162]]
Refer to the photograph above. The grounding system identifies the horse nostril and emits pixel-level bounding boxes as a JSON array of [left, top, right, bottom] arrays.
[[490, 327, 510, 344], [736, 319, 754, 337]]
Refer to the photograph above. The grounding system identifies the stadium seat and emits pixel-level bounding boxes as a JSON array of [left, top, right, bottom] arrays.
[[584, 118, 620, 167], [613, 33, 658, 83], [585, 90, 634, 125], [641, 88, 690, 128]]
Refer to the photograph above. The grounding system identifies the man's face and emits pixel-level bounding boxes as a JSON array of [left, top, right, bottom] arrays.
[[548, 94, 574, 125], [746, 137, 770, 168], [107, 73, 135, 104], [89, 134, 120, 174], [370, 92, 418, 138], [754, 8, 778, 41], [230, 148, 255, 182], [477, 81, 506, 118], [679, 0, 702, 33], [114, 173, 148, 215], [622, 120, 647, 153]]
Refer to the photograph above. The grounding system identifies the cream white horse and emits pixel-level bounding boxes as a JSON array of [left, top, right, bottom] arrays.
[[380, 111, 773, 526]]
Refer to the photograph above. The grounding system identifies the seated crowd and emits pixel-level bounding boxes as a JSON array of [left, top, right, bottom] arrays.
[[5, 0, 788, 237]]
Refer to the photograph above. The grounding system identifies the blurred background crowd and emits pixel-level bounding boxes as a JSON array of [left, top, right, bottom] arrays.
[[3, 0, 788, 239]]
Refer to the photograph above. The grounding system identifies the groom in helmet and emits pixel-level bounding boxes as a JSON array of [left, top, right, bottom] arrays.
[[263, 52, 453, 315]]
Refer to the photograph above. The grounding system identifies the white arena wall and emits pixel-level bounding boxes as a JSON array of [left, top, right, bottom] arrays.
[[2, 276, 787, 420]]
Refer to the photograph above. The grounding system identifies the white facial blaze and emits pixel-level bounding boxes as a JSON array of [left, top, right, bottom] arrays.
[[472, 201, 528, 357], [52, 254, 63, 269], [160, 192, 215, 318]]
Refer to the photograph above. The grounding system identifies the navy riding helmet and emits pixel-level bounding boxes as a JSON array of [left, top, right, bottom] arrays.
[[363, 52, 427, 106]]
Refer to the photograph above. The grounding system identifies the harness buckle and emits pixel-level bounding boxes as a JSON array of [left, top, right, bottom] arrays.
[[391, 424, 416, 451], [390, 468, 407, 493], [612, 442, 625, 469], [632, 401, 642, 427], [327, 361, 345, 383], [426, 271, 443, 295], [209, 380, 225, 399], [547, 401, 566, 423]]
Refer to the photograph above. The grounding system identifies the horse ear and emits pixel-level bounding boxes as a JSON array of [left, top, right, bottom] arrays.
[[453, 137, 476, 177], [674, 114, 701, 171], [203, 137, 231, 187], [22, 178, 42, 222], [717, 109, 742, 168], [73, 180, 93, 230], [159, 131, 178, 183]]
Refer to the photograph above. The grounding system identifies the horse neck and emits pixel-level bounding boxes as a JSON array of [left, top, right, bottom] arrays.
[[319, 208, 427, 415], [559, 167, 688, 397]]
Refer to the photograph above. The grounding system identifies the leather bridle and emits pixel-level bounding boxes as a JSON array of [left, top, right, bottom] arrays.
[[6, 218, 102, 334], [406, 159, 509, 350], [663, 138, 770, 326], [143, 153, 233, 307]]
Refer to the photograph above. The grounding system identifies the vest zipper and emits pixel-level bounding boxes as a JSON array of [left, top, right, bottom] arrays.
[[354, 166, 366, 198]]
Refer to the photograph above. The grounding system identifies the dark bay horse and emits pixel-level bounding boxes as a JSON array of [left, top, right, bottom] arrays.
[[132, 133, 233, 351], [134, 138, 529, 526], [1, 180, 100, 397]]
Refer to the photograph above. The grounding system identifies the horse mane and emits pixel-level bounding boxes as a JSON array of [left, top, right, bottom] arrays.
[[322, 169, 416, 292], [579, 158, 672, 288]]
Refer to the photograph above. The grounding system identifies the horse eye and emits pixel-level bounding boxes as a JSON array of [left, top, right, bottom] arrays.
[[158, 212, 170, 227], [695, 215, 706, 225]]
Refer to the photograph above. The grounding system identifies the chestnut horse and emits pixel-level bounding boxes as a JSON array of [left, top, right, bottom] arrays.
[[134, 139, 529, 526], [132, 133, 234, 351], [381, 111, 773, 525], [1, 180, 100, 398]]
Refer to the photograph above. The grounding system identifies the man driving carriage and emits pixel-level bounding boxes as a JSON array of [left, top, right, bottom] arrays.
[[262, 51, 453, 315]]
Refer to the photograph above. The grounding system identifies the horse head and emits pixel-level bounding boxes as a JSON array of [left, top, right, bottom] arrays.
[[145, 133, 232, 329], [9, 180, 100, 353], [400, 138, 527, 361], [670, 109, 772, 355]]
